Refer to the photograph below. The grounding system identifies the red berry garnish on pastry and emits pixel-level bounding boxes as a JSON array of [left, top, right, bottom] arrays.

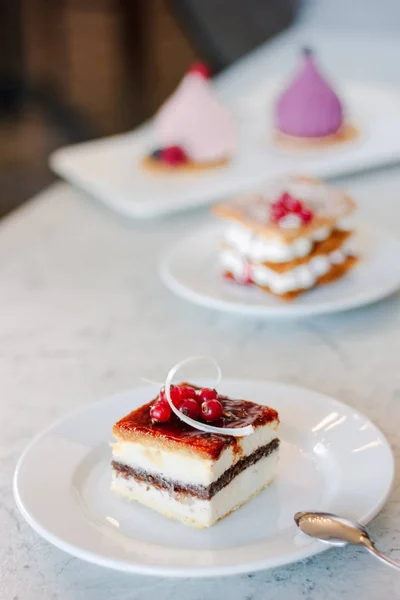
[[299, 207, 313, 224], [278, 192, 291, 209], [201, 399, 223, 422], [161, 383, 197, 407], [178, 398, 200, 419], [160, 384, 183, 407], [179, 385, 197, 400], [150, 400, 171, 423], [188, 61, 211, 79], [169, 384, 184, 406], [270, 192, 314, 226], [160, 145, 188, 166], [197, 387, 218, 402], [280, 192, 302, 214], [270, 202, 288, 223]]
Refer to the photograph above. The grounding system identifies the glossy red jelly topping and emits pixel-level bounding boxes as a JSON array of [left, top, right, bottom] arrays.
[[115, 383, 278, 460]]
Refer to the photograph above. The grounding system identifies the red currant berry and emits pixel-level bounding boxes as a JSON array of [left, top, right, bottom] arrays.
[[179, 385, 197, 400], [189, 61, 210, 79], [270, 204, 288, 223], [159, 385, 176, 404], [299, 208, 313, 224], [286, 197, 303, 213], [150, 400, 171, 423], [197, 387, 218, 402], [160, 385, 184, 406], [278, 192, 292, 209], [169, 385, 184, 406], [178, 398, 200, 419], [201, 399, 223, 422], [278, 192, 303, 213], [161, 146, 188, 166]]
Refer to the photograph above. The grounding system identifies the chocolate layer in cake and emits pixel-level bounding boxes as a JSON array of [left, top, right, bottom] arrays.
[[112, 437, 280, 500]]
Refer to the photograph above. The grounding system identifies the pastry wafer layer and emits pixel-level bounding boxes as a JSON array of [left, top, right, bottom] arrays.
[[224, 255, 358, 301], [142, 155, 229, 173]]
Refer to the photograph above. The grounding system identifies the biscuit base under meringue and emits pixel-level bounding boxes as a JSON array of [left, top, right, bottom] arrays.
[[141, 154, 230, 173], [273, 122, 359, 152]]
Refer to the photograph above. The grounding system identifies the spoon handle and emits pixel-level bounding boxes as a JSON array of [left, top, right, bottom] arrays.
[[363, 538, 400, 571]]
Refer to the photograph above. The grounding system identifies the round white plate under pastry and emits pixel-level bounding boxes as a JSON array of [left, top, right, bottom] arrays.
[[160, 224, 400, 318], [14, 379, 394, 578]]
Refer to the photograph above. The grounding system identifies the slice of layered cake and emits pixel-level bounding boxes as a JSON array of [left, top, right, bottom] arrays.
[[214, 176, 357, 300], [111, 383, 279, 528]]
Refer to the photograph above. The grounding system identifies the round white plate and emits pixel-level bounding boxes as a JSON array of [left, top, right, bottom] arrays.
[[14, 379, 394, 578], [160, 224, 400, 318]]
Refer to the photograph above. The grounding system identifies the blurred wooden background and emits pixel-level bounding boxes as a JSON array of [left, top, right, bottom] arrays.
[[0, 0, 197, 216], [19, 0, 198, 133], [0, 0, 295, 217]]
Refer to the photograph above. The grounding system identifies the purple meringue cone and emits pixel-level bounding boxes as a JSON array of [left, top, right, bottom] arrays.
[[275, 48, 343, 138]]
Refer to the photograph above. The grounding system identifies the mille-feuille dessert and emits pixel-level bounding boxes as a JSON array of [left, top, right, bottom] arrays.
[[214, 176, 358, 300], [112, 383, 279, 528], [274, 48, 358, 150], [143, 62, 236, 172]]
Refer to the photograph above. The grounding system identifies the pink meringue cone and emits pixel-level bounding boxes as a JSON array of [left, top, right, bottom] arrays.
[[275, 48, 343, 138], [154, 64, 236, 163]]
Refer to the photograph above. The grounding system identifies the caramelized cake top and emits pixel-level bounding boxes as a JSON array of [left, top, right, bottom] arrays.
[[113, 387, 279, 460]]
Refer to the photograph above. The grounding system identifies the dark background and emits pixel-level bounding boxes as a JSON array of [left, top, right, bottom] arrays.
[[0, 0, 298, 218]]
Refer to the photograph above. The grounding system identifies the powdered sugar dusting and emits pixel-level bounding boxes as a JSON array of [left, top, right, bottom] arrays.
[[229, 177, 350, 226]]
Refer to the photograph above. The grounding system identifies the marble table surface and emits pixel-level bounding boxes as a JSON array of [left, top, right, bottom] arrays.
[[4, 22, 400, 599], [2, 164, 400, 599]]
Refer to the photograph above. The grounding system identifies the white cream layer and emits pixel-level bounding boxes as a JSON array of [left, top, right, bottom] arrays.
[[223, 218, 353, 264], [223, 222, 330, 263], [112, 450, 279, 528], [112, 420, 278, 487], [221, 246, 352, 295]]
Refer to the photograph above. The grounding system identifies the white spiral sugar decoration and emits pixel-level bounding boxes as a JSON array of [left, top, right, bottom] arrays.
[[164, 356, 254, 437]]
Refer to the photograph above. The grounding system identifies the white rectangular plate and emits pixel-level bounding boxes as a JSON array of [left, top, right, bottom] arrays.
[[50, 81, 400, 219]]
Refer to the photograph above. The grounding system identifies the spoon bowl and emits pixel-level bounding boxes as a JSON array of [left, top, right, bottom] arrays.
[[295, 511, 369, 546], [294, 511, 400, 570]]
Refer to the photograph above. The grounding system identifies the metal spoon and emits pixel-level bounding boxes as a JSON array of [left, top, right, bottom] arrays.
[[295, 511, 400, 571]]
